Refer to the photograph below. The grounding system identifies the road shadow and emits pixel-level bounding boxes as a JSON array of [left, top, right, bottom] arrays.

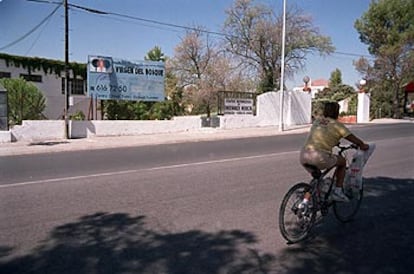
[[276, 176, 414, 274], [0, 212, 274, 274], [29, 141, 70, 146], [1, 177, 412, 273]]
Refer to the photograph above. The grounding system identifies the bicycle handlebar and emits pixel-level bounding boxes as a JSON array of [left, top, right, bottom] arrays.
[[336, 143, 359, 154]]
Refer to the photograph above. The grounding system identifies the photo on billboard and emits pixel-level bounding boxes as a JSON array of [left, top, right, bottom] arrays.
[[89, 56, 113, 73]]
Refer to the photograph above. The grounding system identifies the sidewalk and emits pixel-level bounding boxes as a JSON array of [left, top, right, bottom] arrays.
[[0, 118, 411, 157], [0, 125, 311, 156]]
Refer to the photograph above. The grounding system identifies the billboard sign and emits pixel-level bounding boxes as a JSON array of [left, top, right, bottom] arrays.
[[87, 56, 165, 101]]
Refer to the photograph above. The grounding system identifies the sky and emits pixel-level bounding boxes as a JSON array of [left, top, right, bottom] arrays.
[[0, 0, 372, 89]]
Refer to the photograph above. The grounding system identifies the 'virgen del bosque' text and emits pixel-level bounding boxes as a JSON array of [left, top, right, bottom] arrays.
[[115, 66, 163, 76]]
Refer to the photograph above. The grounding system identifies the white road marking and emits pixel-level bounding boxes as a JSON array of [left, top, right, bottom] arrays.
[[1, 151, 297, 189]]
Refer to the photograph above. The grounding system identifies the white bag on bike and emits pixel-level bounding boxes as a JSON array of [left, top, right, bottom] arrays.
[[345, 143, 376, 191]]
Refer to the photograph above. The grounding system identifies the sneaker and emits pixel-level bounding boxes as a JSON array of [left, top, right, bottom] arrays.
[[298, 201, 307, 210], [297, 198, 309, 209], [331, 188, 350, 202]]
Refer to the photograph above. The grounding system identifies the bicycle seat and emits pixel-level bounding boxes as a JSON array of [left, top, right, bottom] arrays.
[[303, 164, 322, 179]]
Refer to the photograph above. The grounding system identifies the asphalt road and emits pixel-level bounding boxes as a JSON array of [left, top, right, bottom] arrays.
[[0, 123, 413, 273]]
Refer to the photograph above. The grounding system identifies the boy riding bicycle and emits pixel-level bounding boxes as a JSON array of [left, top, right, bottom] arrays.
[[299, 102, 369, 206]]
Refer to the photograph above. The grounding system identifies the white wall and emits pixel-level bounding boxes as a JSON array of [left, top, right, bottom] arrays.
[[4, 91, 313, 142], [286, 91, 312, 125], [70, 116, 202, 138], [256, 91, 311, 126], [256, 91, 280, 126], [0, 131, 11, 143], [219, 115, 261, 129], [11, 120, 66, 141]]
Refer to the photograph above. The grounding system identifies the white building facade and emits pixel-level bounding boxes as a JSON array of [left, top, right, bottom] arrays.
[[0, 53, 90, 120]]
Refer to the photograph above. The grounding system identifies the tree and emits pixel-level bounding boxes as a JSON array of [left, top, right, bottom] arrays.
[[0, 78, 46, 126], [145, 46, 166, 62], [171, 28, 222, 117], [170, 25, 261, 117], [330, 68, 342, 87], [354, 0, 414, 118], [314, 69, 357, 116], [327, 69, 356, 103], [223, 0, 334, 93], [103, 100, 150, 120]]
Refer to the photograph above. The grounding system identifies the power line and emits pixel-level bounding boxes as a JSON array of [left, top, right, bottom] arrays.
[[6, 1, 372, 61], [334, 51, 373, 59], [69, 3, 226, 38], [27, 0, 62, 4], [72, 8, 183, 35], [25, 9, 55, 55], [69, 3, 372, 59], [0, 3, 62, 51]]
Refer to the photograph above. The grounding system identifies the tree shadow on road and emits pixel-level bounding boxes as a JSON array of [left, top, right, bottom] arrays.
[[276, 176, 414, 274], [1, 177, 412, 274], [0, 212, 274, 274]]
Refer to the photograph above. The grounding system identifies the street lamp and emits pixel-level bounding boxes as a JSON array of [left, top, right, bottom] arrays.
[[278, 0, 286, 132], [359, 79, 367, 92], [303, 76, 311, 93]]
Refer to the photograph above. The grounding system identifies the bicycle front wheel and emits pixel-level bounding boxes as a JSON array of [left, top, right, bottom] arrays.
[[279, 182, 316, 243], [333, 186, 363, 223]]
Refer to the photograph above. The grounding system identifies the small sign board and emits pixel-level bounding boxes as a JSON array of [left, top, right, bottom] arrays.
[[224, 98, 254, 115]]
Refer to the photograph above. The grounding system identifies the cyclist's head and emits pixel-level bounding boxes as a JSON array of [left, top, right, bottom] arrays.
[[323, 102, 340, 119]]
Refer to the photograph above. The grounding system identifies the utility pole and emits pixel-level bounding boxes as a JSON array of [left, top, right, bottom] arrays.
[[278, 0, 286, 132], [64, 0, 70, 139]]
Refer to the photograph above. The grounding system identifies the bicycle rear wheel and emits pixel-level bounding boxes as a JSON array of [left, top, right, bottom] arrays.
[[279, 182, 316, 243], [333, 185, 363, 223]]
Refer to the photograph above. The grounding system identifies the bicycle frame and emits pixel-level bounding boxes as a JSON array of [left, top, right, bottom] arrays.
[[308, 167, 336, 214], [306, 144, 358, 213]]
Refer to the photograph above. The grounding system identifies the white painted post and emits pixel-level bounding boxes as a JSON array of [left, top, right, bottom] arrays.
[[357, 92, 370, 123], [286, 91, 292, 126]]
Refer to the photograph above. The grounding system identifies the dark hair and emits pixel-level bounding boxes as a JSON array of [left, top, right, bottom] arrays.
[[323, 102, 340, 119]]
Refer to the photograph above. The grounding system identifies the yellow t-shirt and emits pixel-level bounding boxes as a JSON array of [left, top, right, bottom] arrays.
[[303, 117, 351, 153]]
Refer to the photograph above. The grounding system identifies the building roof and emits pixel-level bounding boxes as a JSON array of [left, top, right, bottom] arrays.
[[311, 78, 329, 87], [403, 81, 414, 92]]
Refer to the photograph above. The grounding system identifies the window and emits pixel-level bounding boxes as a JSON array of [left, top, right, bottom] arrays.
[[20, 74, 42, 82], [61, 78, 85, 95], [0, 72, 11, 79], [72, 79, 85, 95]]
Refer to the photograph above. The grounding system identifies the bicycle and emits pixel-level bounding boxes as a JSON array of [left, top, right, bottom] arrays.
[[278, 143, 363, 244]]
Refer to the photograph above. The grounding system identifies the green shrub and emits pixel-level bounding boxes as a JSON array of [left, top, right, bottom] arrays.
[[69, 111, 85, 120]]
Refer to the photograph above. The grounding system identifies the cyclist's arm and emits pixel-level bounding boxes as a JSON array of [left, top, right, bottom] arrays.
[[345, 134, 369, 150]]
